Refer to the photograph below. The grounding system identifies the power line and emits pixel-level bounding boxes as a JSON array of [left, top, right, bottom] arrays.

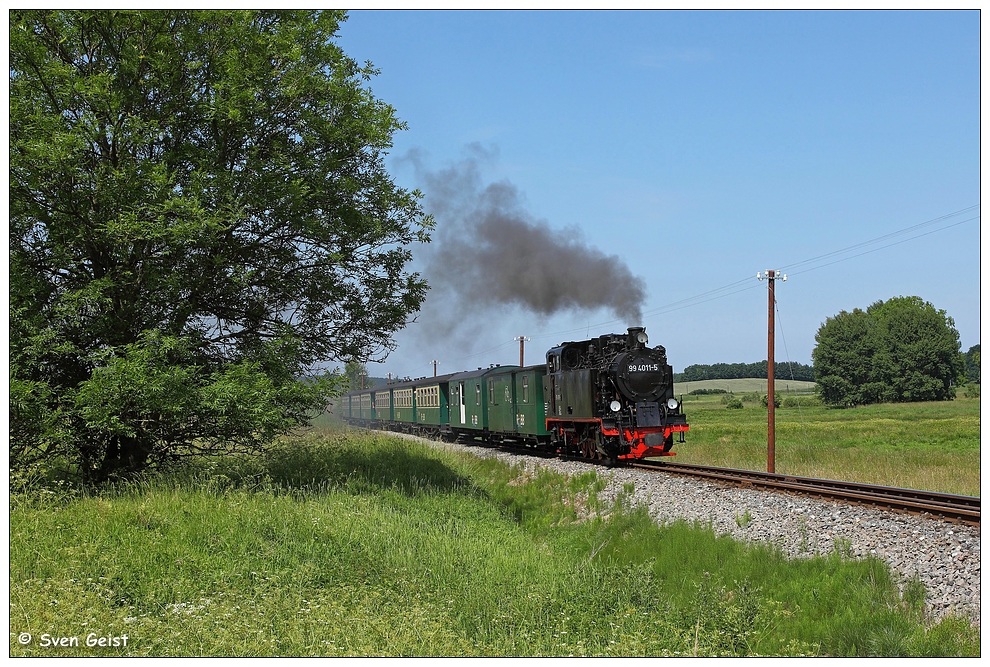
[[780, 205, 978, 272], [640, 276, 755, 316], [523, 277, 760, 343], [774, 299, 813, 462], [533, 204, 979, 343], [787, 215, 978, 277], [390, 338, 519, 378]]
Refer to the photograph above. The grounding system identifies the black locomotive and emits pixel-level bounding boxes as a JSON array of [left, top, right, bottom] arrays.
[[544, 327, 688, 462]]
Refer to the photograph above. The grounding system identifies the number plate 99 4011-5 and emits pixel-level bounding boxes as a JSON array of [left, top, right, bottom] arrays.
[[629, 364, 659, 372]]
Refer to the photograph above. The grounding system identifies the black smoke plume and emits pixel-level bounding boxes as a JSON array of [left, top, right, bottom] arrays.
[[413, 147, 646, 325]]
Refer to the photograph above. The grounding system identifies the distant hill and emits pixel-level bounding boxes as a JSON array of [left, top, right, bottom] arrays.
[[674, 361, 814, 383]]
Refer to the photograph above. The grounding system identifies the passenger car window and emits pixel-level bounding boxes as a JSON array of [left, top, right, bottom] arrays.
[[522, 376, 529, 403]]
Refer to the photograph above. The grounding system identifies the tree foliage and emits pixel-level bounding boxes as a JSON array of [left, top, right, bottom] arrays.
[[760, 392, 782, 409], [964, 344, 980, 384], [344, 360, 370, 390], [675, 361, 814, 383], [812, 297, 963, 407], [10, 10, 431, 482]]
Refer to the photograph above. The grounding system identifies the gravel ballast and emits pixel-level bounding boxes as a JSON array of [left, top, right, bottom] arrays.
[[394, 433, 981, 625]]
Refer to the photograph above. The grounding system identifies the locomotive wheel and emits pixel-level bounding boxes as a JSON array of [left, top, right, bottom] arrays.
[[597, 434, 622, 465], [584, 429, 607, 461], [580, 438, 597, 460]]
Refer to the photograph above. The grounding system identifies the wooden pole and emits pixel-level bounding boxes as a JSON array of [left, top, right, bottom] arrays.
[[767, 270, 776, 474], [514, 336, 530, 367]]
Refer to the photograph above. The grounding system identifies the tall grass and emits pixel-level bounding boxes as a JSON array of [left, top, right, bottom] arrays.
[[9, 431, 979, 656], [670, 397, 980, 496]]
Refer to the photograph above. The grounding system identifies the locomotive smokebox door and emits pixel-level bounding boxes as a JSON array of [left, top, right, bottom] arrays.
[[634, 401, 662, 427], [613, 348, 669, 403]]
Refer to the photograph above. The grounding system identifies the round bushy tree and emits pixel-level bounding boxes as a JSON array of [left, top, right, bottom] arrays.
[[964, 344, 980, 384], [812, 297, 963, 407], [10, 10, 432, 482]]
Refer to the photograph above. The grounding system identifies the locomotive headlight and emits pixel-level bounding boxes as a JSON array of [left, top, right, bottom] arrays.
[[666, 398, 679, 410], [610, 400, 622, 412], [636, 332, 649, 345]]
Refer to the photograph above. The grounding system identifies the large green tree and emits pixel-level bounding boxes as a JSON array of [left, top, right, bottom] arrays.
[[964, 344, 980, 384], [812, 297, 963, 407], [10, 10, 431, 482]]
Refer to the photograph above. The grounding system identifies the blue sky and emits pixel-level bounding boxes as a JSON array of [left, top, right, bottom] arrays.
[[334, 9, 980, 378]]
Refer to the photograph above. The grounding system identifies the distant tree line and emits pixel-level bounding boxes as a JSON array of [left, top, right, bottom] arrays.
[[674, 361, 815, 383]]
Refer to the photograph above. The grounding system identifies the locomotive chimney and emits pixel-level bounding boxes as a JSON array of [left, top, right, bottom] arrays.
[[628, 327, 647, 349]]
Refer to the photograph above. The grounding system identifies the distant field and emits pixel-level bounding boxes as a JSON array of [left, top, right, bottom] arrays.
[[674, 378, 816, 395], [668, 397, 980, 496]]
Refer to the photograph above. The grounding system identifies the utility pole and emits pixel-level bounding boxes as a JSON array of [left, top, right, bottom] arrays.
[[514, 336, 531, 367], [359, 372, 365, 390], [431, 360, 439, 377], [757, 270, 786, 473]]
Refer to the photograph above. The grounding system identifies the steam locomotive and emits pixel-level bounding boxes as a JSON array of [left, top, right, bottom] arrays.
[[338, 327, 688, 463]]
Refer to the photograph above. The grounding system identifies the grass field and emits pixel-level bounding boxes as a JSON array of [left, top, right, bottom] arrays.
[[674, 378, 816, 395], [667, 395, 980, 497], [9, 431, 980, 657]]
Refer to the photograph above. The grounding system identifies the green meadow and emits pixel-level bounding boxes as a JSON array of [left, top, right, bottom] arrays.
[[674, 378, 817, 395], [668, 395, 980, 497], [9, 431, 979, 657]]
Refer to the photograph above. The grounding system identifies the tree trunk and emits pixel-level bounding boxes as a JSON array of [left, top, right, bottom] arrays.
[[93, 434, 153, 483]]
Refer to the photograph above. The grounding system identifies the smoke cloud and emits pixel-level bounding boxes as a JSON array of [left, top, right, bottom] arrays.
[[413, 146, 646, 326]]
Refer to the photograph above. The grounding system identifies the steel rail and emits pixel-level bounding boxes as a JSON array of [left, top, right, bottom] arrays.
[[628, 460, 980, 525]]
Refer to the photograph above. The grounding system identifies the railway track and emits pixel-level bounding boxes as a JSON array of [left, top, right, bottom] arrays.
[[627, 460, 981, 526], [372, 429, 982, 525]]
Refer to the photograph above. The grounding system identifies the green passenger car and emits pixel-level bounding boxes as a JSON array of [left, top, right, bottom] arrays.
[[483, 365, 549, 443], [337, 365, 550, 448], [413, 373, 456, 435], [446, 368, 496, 438], [373, 388, 392, 422], [390, 380, 416, 426], [358, 392, 374, 421], [486, 369, 517, 435], [513, 365, 550, 440]]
